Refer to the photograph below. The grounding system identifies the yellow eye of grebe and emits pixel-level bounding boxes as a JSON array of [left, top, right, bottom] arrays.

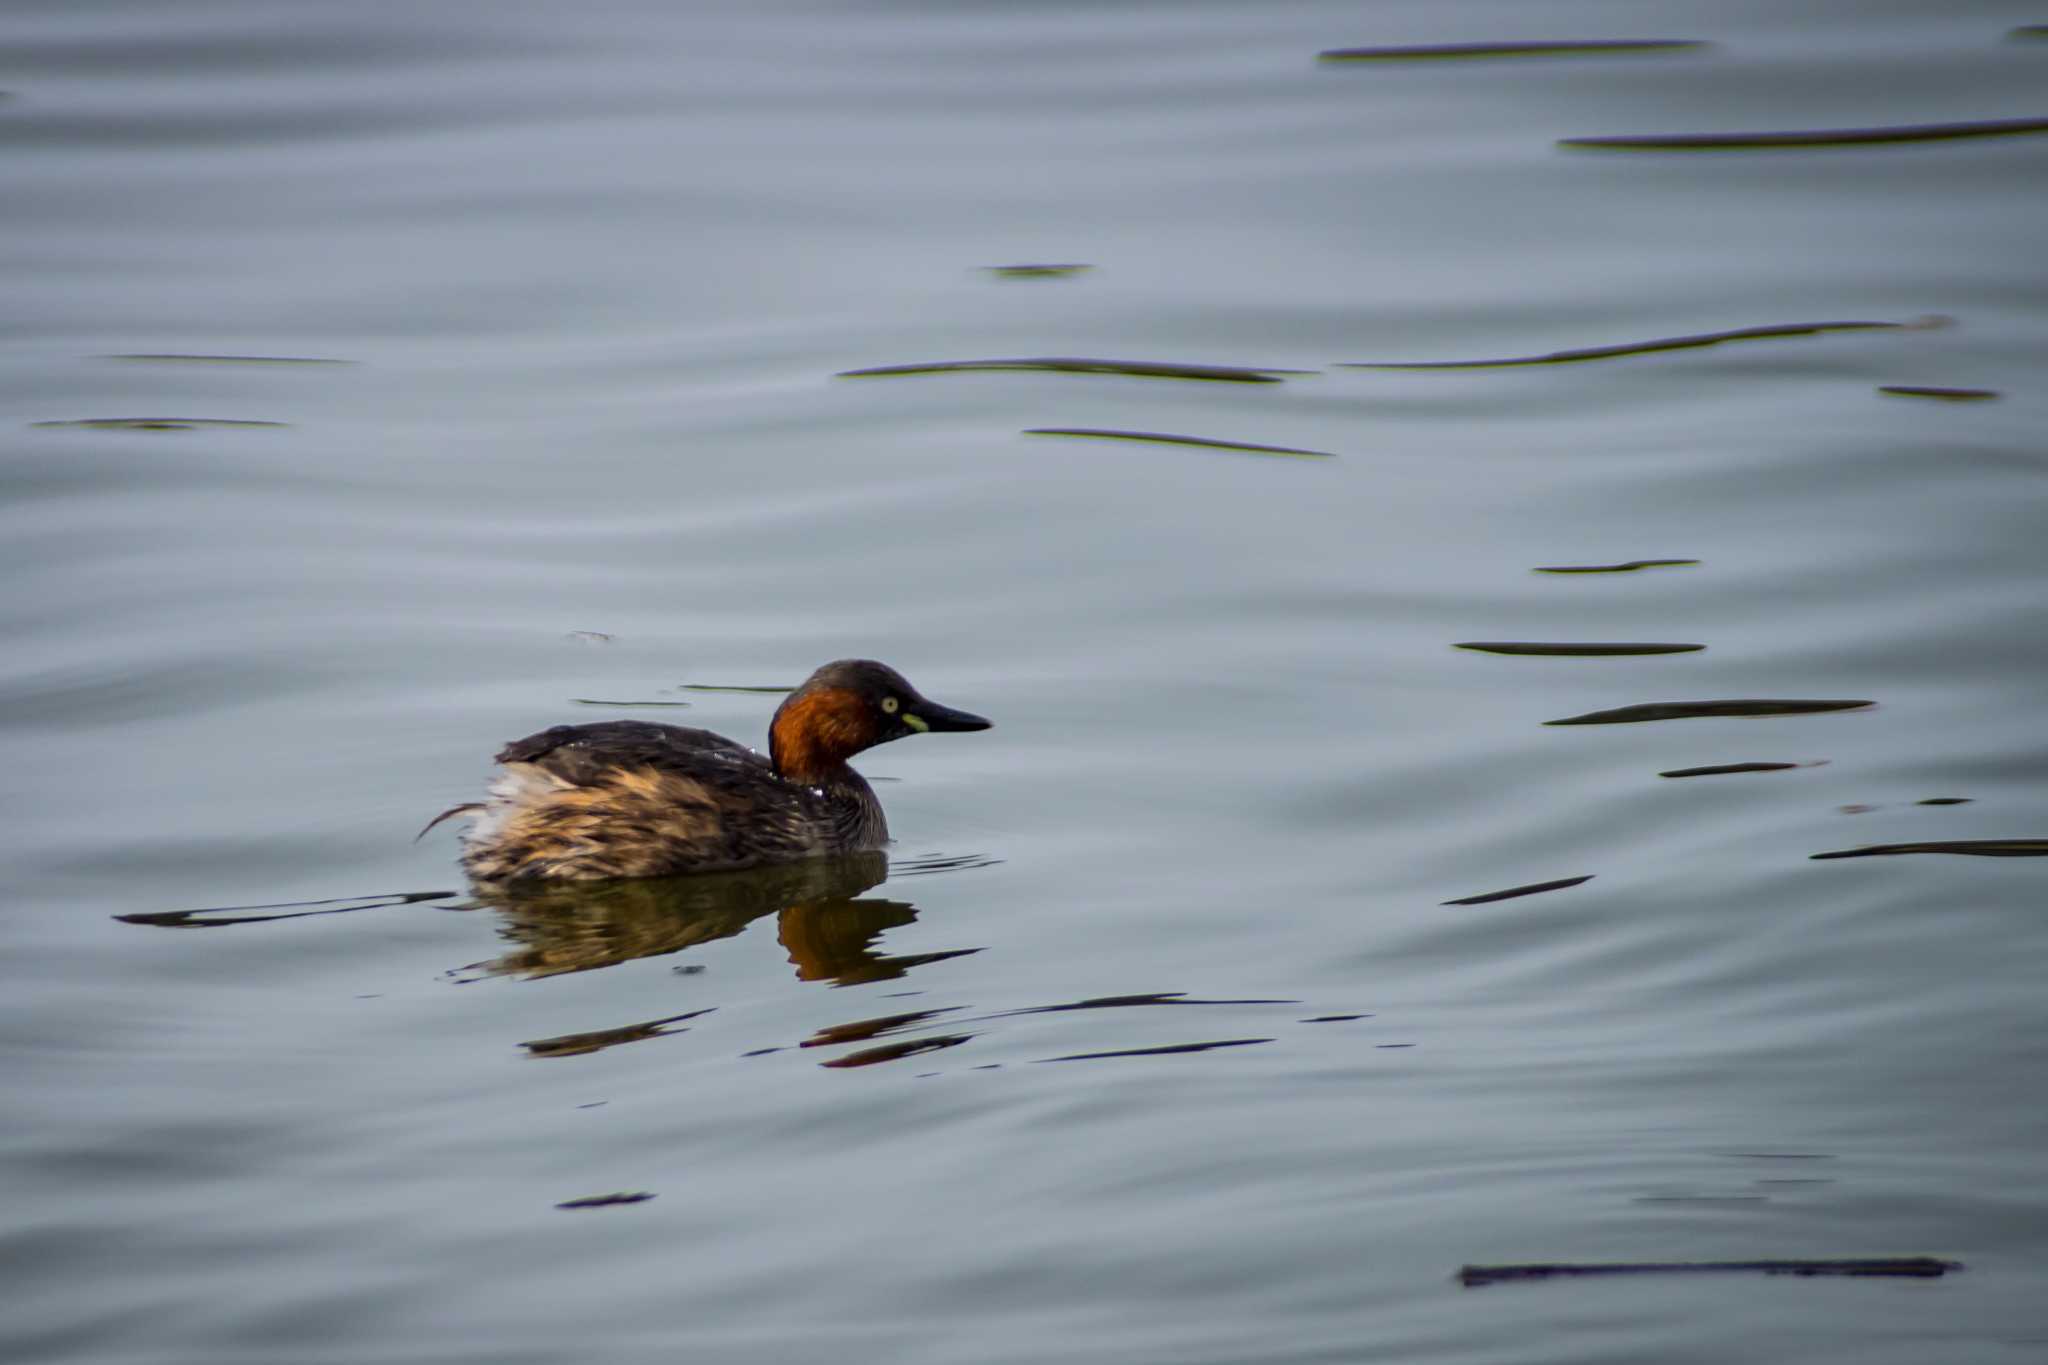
[[881, 696, 899, 714]]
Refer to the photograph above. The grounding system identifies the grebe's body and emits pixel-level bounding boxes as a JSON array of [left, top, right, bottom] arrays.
[[433, 660, 988, 884]]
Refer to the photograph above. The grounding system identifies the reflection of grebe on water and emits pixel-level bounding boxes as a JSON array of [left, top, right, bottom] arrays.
[[449, 852, 981, 985]]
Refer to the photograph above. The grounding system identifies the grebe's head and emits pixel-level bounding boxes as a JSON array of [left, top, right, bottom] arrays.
[[769, 659, 990, 781]]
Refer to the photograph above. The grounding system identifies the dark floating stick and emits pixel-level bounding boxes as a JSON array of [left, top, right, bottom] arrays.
[[31, 416, 289, 430], [985, 263, 1091, 278], [1456, 641, 1703, 657], [1535, 559, 1698, 574], [1443, 875, 1593, 906], [1024, 427, 1334, 459], [2011, 25, 2048, 40], [1561, 115, 2048, 151], [1811, 839, 2048, 860], [1035, 1038, 1272, 1063], [1459, 1257, 1961, 1288], [1878, 384, 2000, 401], [837, 357, 1312, 383], [1916, 797, 1972, 806], [556, 1192, 656, 1210], [1659, 761, 1812, 778], [117, 890, 459, 928], [99, 353, 353, 365], [1320, 39, 1708, 62], [1340, 319, 1904, 370], [1546, 699, 1873, 726]]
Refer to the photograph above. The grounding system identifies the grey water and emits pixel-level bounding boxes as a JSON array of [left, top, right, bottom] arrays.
[[5, 2, 2047, 1361]]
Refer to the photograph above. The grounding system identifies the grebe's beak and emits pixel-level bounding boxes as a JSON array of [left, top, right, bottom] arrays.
[[903, 698, 991, 733]]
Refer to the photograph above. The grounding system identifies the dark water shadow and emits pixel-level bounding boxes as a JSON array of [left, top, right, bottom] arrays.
[[1442, 875, 1594, 906], [891, 851, 1004, 877], [522, 1008, 715, 1058], [802, 1007, 965, 1049], [1560, 117, 2048, 151], [556, 1192, 655, 1209], [1034, 1038, 1272, 1063], [449, 852, 978, 985], [1535, 559, 1698, 574], [984, 263, 1091, 279], [798, 992, 1305, 1071], [838, 357, 1312, 383], [1456, 641, 1702, 657], [1810, 840, 2048, 860], [677, 681, 795, 694], [1023, 427, 1334, 459], [1319, 40, 1707, 63], [1460, 1258, 1959, 1288], [31, 417, 289, 431], [1878, 385, 2000, 401], [820, 1035, 974, 1068], [117, 889, 461, 928], [1659, 761, 1822, 778], [569, 698, 693, 708], [98, 353, 353, 365], [981, 991, 1298, 1021], [1546, 699, 1873, 726], [1340, 320, 1910, 370]]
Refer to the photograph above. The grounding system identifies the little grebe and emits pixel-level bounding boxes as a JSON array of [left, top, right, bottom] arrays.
[[430, 659, 989, 883]]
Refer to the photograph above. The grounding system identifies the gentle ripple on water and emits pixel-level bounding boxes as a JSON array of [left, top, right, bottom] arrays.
[[5, 1, 2048, 1362]]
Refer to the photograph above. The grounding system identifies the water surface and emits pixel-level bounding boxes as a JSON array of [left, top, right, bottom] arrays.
[[5, 2, 2046, 1362]]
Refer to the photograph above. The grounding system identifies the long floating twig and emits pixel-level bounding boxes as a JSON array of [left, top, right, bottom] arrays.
[[1320, 39, 1708, 62], [1455, 641, 1703, 657], [1443, 875, 1593, 906], [1811, 839, 2048, 860], [1561, 116, 2048, 151], [1546, 699, 1872, 726], [838, 357, 1312, 383], [1340, 320, 1903, 370], [1024, 427, 1334, 458], [1460, 1257, 1961, 1288]]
